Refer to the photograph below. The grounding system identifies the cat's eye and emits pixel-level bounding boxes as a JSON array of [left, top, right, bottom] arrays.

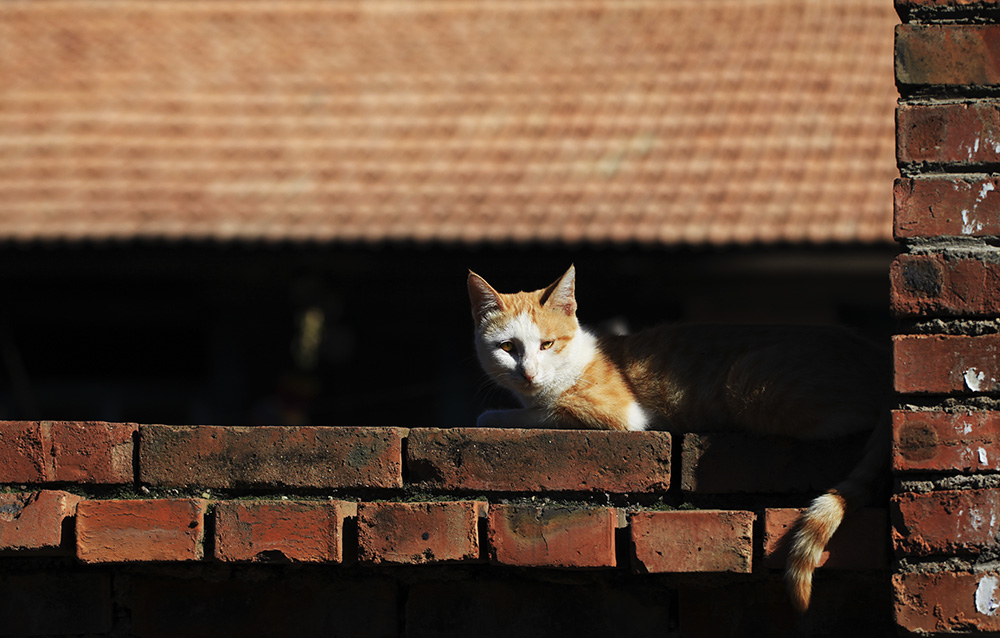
[[499, 341, 514, 352], [540, 340, 554, 351]]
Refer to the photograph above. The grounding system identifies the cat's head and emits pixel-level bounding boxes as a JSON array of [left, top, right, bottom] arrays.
[[467, 265, 585, 400]]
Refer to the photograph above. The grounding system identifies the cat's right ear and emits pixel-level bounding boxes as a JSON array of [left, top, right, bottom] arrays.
[[468, 271, 504, 325]]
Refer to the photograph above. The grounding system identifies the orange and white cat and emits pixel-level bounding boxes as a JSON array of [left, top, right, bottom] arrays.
[[468, 265, 888, 613]]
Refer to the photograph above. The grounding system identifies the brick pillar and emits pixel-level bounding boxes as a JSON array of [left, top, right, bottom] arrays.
[[893, 1, 1000, 633]]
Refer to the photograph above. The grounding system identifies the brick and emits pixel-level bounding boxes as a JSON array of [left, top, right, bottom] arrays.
[[48, 420, 136, 483], [894, 176, 1000, 240], [406, 578, 672, 638], [76, 498, 207, 563], [139, 424, 404, 489], [892, 490, 1000, 556], [131, 574, 397, 638], [894, 571, 1000, 634], [487, 504, 618, 568], [680, 432, 867, 494], [0, 571, 112, 636], [897, 102, 1000, 166], [214, 499, 357, 563], [893, 409, 1000, 472], [896, 25, 1000, 87], [679, 576, 893, 638], [407, 427, 670, 494], [0, 420, 136, 484], [356, 500, 485, 565], [762, 507, 888, 570], [630, 510, 755, 574], [894, 334, 1000, 394], [891, 254, 1000, 317], [0, 490, 82, 551]]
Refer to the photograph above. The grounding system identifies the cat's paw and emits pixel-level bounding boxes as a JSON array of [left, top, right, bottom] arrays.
[[475, 410, 504, 428]]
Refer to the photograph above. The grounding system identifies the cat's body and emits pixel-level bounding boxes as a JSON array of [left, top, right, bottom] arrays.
[[469, 265, 888, 613]]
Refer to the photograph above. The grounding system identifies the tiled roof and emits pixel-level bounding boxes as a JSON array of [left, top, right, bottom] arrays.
[[0, 1, 896, 246]]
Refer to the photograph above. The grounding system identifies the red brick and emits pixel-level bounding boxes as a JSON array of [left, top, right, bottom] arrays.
[[896, 25, 1000, 86], [131, 574, 398, 638], [406, 427, 670, 494], [76, 498, 207, 563], [48, 421, 136, 483], [406, 579, 673, 636], [894, 176, 1000, 240], [894, 333, 1000, 394], [139, 424, 404, 489], [357, 500, 485, 565], [0, 420, 136, 484], [894, 571, 1000, 634], [892, 254, 1000, 317], [0, 490, 82, 551], [0, 571, 112, 636], [631, 510, 755, 574], [897, 102, 1000, 166], [897, 0, 1000, 21], [487, 504, 618, 568], [679, 576, 893, 637], [893, 409, 1000, 472], [892, 490, 1000, 556], [680, 432, 867, 494], [763, 507, 888, 570], [214, 499, 357, 563]]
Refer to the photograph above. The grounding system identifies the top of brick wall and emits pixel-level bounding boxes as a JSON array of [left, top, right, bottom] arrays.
[[0, 1, 895, 246]]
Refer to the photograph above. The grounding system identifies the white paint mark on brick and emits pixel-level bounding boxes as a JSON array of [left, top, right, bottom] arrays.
[[981, 447, 990, 466], [976, 575, 1000, 616], [966, 368, 987, 392]]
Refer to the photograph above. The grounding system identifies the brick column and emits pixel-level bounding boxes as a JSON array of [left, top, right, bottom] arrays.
[[893, 1, 1000, 633]]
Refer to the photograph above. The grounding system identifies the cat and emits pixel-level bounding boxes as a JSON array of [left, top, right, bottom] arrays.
[[468, 264, 888, 613]]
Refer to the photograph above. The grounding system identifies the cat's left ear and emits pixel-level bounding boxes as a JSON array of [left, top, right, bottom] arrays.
[[540, 265, 577, 317], [468, 271, 504, 325]]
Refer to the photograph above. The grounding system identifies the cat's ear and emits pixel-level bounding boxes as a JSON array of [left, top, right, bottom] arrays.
[[468, 271, 504, 325], [540, 265, 577, 317]]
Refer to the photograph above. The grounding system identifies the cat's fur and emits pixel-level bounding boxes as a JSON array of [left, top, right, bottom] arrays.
[[468, 265, 888, 613]]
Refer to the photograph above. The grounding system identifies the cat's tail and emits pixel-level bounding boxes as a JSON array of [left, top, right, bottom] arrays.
[[784, 409, 889, 613]]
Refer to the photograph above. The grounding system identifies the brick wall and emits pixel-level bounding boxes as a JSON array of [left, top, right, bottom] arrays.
[[893, 0, 1000, 634], [0, 421, 888, 637]]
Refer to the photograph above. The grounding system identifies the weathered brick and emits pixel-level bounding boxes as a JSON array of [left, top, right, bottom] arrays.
[[48, 420, 136, 483], [897, 102, 1000, 166], [487, 504, 618, 568], [894, 0, 1000, 20], [891, 254, 1000, 317], [894, 571, 1000, 634], [0, 420, 136, 484], [214, 499, 357, 563], [631, 510, 755, 574], [0, 490, 82, 551], [406, 427, 670, 494], [0, 571, 112, 636], [139, 424, 405, 489], [894, 176, 1000, 240], [406, 578, 673, 637], [896, 25, 1000, 87], [894, 333, 1000, 394], [679, 576, 893, 638], [680, 432, 867, 494], [76, 498, 207, 563], [357, 500, 485, 565], [892, 490, 1000, 556], [131, 574, 398, 638], [763, 507, 888, 570], [893, 409, 1000, 472]]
